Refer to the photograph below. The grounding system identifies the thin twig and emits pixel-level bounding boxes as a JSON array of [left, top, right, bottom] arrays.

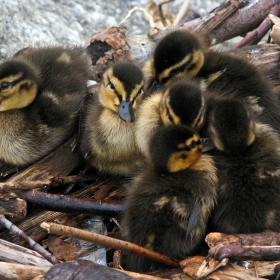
[[118, 7, 156, 28], [158, 0, 174, 26], [173, 0, 191, 26], [0, 215, 59, 265], [41, 222, 180, 268]]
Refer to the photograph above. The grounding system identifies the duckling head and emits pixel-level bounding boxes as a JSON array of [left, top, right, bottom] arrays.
[[145, 30, 204, 92], [159, 81, 205, 130], [149, 124, 203, 174], [99, 61, 144, 122], [0, 59, 40, 111], [209, 99, 255, 156]]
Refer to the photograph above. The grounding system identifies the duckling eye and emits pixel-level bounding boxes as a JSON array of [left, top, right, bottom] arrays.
[[138, 88, 143, 96], [109, 82, 116, 91], [189, 141, 197, 149], [168, 111, 174, 123], [1, 82, 10, 89]]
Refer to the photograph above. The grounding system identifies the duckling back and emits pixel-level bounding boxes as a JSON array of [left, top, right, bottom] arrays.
[[122, 125, 218, 272], [208, 99, 280, 233], [79, 61, 146, 176], [0, 46, 92, 166]]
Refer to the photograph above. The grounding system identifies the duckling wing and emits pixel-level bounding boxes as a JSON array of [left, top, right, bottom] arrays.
[[186, 201, 200, 239]]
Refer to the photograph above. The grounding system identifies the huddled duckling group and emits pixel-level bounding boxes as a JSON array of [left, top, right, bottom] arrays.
[[2, 30, 280, 272]]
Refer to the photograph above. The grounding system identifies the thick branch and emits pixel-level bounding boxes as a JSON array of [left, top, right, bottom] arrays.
[[41, 222, 180, 268], [14, 190, 123, 217], [209, 244, 280, 262], [206, 231, 280, 248]]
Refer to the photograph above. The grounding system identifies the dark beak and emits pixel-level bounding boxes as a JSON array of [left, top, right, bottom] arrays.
[[201, 138, 215, 153], [118, 101, 135, 122], [146, 80, 165, 96]]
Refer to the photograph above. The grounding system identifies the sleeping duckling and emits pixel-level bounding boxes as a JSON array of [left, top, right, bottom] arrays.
[[135, 80, 206, 157], [79, 61, 146, 176], [122, 124, 218, 272], [0, 46, 91, 166], [144, 30, 280, 134], [208, 99, 280, 234]]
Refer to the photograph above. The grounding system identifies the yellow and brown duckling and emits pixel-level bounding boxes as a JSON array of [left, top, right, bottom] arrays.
[[0, 46, 91, 166], [135, 80, 206, 157], [144, 30, 280, 134], [122, 124, 218, 272], [208, 99, 280, 234], [79, 61, 146, 176]]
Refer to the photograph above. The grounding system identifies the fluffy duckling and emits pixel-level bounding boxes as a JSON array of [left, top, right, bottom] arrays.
[[122, 124, 218, 272], [0, 46, 91, 166], [208, 99, 280, 234], [135, 80, 206, 157], [144, 30, 280, 134], [79, 61, 146, 176]]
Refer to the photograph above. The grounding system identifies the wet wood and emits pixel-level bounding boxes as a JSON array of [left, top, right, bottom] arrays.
[[0, 262, 49, 280], [206, 231, 280, 248], [0, 238, 52, 267], [41, 222, 180, 268]]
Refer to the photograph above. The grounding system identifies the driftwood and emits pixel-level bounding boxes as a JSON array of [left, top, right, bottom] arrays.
[[87, 0, 277, 80], [206, 231, 280, 248], [0, 238, 52, 267], [41, 222, 180, 268], [0, 261, 50, 280], [0, 215, 59, 265], [181, 255, 265, 280]]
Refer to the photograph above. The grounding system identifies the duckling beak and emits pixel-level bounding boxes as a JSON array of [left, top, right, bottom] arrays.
[[146, 80, 165, 96], [118, 101, 135, 122], [201, 138, 215, 152]]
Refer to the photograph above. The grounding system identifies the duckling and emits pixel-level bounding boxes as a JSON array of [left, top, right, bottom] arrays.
[[0, 46, 91, 166], [144, 30, 280, 134], [208, 99, 280, 234], [79, 61, 146, 176], [135, 80, 207, 157], [122, 124, 218, 272]]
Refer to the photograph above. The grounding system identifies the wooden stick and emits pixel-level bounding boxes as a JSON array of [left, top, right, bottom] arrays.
[[233, 4, 280, 48], [173, 0, 191, 26], [195, 0, 249, 38], [0, 174, 97, 191], [41, 222, 180, 268], [14, 190, 124, 217], [0, 261, 49, 280], [158, 0, 174, 27], [205, 231, 280, 248], [0, 238, 52, 267], [0, 215, 59, 265], [209, 244, 280, 262]]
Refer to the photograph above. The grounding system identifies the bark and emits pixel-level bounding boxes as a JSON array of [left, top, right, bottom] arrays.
[[209, 244, 280, 262], [0, 215, 59, 265], [41, 222, 180, 268], [0, 238, 52, 267], [0, 262, 49, 280], [14, 190, 124, 217], [205, 231, 280, 248]]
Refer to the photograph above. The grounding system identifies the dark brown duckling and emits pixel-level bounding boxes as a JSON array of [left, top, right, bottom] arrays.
[[122, 124, 218, 272], [208, 99, 280, 234], [79, 61, 146, 176], [0, 46, 91, 166]]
